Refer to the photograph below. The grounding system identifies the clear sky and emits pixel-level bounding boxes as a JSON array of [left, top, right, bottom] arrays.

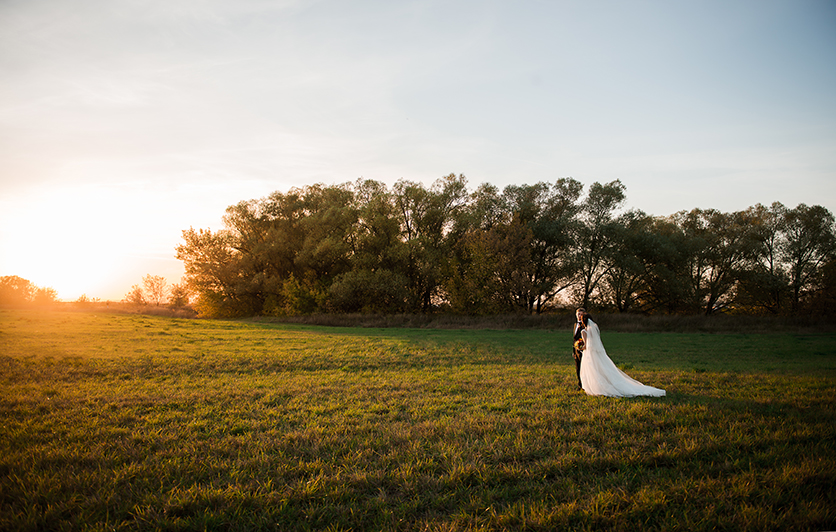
[[1, 0, 835, 301]]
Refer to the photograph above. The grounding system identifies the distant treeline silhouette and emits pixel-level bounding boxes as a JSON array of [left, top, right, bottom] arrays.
[[173, 175, 836, 318], [0, 276, 59, 306]]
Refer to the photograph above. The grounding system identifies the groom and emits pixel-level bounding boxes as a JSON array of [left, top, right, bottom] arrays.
[[572, 308, 586, 389]]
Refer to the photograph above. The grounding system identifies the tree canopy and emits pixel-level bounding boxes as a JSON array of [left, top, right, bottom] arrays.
[[0, 276, 58, 306], [175, 175, 836, 318]]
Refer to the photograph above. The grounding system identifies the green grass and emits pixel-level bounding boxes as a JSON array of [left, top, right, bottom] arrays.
[[1, 309, 835, 531]]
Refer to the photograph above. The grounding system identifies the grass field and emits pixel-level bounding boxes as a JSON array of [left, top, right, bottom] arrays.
[[1, 308, 835, 531]]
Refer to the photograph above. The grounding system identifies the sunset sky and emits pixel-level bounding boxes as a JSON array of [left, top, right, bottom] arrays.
[[1, 0, 835, 301]]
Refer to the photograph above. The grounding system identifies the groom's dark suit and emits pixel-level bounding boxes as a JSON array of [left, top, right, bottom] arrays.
[[572, 319, 584, 389]]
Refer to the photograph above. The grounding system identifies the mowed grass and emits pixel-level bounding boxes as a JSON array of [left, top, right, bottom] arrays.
[[1, 309, 834, 531]]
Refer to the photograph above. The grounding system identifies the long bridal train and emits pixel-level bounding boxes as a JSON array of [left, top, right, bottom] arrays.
[[579, 320, 665, 398]]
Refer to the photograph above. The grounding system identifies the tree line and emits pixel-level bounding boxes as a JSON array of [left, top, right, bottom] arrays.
[[0, 276, 59, 306], [174, 175, 836, 318]]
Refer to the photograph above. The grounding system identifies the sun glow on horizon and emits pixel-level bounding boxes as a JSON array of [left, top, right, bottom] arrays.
[[1, 183, 188, 301]]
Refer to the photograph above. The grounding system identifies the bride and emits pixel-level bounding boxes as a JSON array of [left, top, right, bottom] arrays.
[[578, 310, 665, 398]]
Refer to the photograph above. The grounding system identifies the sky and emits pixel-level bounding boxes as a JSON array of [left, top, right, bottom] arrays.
[[1, 0, 835, 301]]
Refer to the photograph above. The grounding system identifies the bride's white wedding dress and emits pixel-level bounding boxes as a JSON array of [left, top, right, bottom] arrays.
[[580, 319, 665, 397]]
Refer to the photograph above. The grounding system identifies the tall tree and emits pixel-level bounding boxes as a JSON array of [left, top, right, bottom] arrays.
[[456, 182, 507, 232], [33, 286, 58, 305], [628, 215, 690, 314], [445, 182, 507, 313], [497, 178, 582, 313], [394, 174, 469, 311], [808, 258, 836, 315], [735, 202, 790, 313], [328, 179, 410, 313], [168, 282, 191, 308], [573, 180, 626, 309], [0, 276, 35, 305], [528, 178, 584, 312], [210, 184, 357, 315], [176, 227, 251, 317], [599, 210, 652, 312], [700, 209, 761, 314], [124, 284, 146, 305], [672, 208, 759, 314], [446, 220, 538, 313], [294, 183, 357, 284], [227, 192, 304, 313], [142, 275, 169, 306], [781, 203, 836, 311], [289, 184, 357, 314]]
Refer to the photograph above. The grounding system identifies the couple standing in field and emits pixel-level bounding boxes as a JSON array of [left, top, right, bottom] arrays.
[[571, 308, 666, 397]]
